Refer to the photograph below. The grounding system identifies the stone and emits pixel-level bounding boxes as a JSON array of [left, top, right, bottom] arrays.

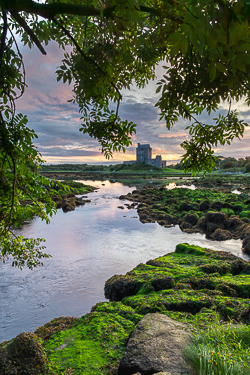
[[104, 275, 142, 301], [196, 216, 207, 229], [210, 201, 224, 211], [199, 200, 210, 211], [206, 211, 228, 224], [151, 276, 175, 291], [182, 213, 198, 226], [164, 214, 178, 225], [211, 228, 233, 241], [179, 221, 193, 231], [117, 313, 191, 375], [243, 235, 250, 255], [179, 202, 192, 212], [0, 332, 46, 375]]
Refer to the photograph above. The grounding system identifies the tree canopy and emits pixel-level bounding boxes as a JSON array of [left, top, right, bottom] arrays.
[[1, 0, 250, 267]]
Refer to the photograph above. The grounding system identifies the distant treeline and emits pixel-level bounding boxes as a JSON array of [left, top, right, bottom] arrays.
[[169, 156, 250, 173], [215, 156, 250, 172], [40, 163, 160, 172]]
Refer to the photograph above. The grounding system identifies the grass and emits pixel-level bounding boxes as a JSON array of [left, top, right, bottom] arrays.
[[183, 321, 250, 375]]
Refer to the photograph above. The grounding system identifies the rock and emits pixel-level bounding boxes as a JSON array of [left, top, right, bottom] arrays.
[[196, 216, 207, 229], [104, 275, 143, 301], [61, 198, 76, 212], [151, 276, 175, 291], [234, 222, 250, 239], [75, 197, 86, 206], [179, 202, 192, 212], [206, 211, 228, 224], [224, 215, 240, 230], [211, 228, 233, 241], [118, 206, 125, 209], [179, 221, 193, 231], [210, 201, 224, 210], [241, 217, 250, 223], [118, 313, 191, 375], [206, 222, 222, 235], [0, 332, 46, 375], [199, 200, 210, 211], [243, 236, 250, 255], [164, 214, 178, 225], [182, 213, 198, 226]]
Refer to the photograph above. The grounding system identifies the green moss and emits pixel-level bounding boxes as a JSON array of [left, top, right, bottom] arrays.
[[240, 211, 250, 219], [45, 312, 135, 374], [15, 242, 250, 374], [221, 208, 235, 215], [175, 243, 207, 256]]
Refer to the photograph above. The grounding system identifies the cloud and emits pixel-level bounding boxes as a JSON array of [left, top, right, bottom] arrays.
[[14, 42, 250, 164]]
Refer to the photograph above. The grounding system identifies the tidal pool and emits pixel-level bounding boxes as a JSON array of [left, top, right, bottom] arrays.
[[0, 180, 247, 342]]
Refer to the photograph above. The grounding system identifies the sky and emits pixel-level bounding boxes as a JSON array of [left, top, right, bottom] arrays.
[[16, 41, 250, 165]]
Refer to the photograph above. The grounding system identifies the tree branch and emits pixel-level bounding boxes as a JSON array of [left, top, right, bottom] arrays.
[[53, 18, 122, 119], [10, 11, 47, 55], [0, 10, 7, 64], [1, 0, 158, 21]]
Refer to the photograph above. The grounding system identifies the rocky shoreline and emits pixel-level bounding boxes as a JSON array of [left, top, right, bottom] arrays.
[[1, 184, 250, 374], [1, 243, 250, 374], [119, 185, 250, 254]]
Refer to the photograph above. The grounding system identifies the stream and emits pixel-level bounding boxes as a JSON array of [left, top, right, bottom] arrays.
[[0, 180, 248, 342]]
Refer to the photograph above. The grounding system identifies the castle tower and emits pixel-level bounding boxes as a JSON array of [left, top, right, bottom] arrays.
[[136, 143, 152, 163]]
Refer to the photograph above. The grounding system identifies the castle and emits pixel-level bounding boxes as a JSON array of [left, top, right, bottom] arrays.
[[123, 143, 166, 168]]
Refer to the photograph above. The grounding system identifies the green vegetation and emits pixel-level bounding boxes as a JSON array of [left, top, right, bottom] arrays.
[[128, 185, 250, 222], [50, 180, 95, 196], [1, 244, 250, 374], [183, 322, 250, 375], [41, 163, 161, 173]]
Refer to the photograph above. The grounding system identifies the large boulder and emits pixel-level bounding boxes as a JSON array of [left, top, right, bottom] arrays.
[[104, 275, 142, 301], [118, 313, 191, 375], [0, 332, 46, 375], [196, 216, 207, 229], [206, 211, 228, 224], [243, 236, 250, 255], [211, 228, 233, 241], [182, 213, 199, 226], [199, 200, 210, 211]]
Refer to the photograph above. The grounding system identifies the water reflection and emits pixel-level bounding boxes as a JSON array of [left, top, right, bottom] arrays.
[[0, 180, 248, 342]]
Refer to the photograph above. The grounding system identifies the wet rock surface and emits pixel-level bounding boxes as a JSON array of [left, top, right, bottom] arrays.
[[118, 313, 191, 375]]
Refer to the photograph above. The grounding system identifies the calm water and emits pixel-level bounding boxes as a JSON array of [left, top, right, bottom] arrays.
[[0, 181, 248, 342]]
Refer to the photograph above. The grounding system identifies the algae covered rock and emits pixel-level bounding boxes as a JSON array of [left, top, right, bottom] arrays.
[[151, 276, 175, 291], [182, 213, 199, 226], [0, 332, 47, 375], [211, 228, 233, 241], [243, 235, 250, 255], [105, 275, 143, 301], [118, 313, 191, 375]]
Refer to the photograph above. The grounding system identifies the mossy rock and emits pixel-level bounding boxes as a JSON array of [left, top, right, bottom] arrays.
[[233, 203, 246, 214], [45, 312, 136, 374], [35, 316, 77, 342], [104, 275, 143, 301], [0, 332, 47, 375], [175, 243, 206, 256], [240, 210, 250, 219], [221, 207, 235, 216]]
